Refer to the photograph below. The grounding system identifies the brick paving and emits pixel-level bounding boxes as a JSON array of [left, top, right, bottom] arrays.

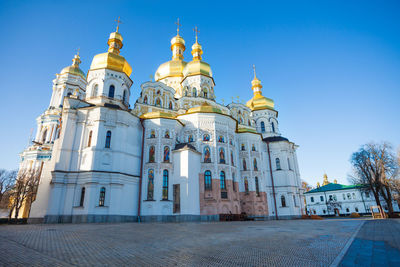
[[0, 219, 367, 266], [339, 219, 400, 267]]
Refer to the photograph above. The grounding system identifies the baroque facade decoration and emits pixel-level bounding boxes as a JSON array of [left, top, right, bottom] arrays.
[[21, 25, 305, 223]]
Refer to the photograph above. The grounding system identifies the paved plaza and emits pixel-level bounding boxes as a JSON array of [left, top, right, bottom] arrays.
[[0, 218, 399, 266]]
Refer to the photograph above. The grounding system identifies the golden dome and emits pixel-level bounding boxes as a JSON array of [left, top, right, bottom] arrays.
[[154, 34, 187, 81], [246, 66, 274, 111], [155, 60, 187, 81], [89, 31, 132, 77], [171, 35, 185, 48], [322, 173, 330, 186], [246, 95, 275, 111], [60, 53, 86, 79], [182, 36, 212, 78], [186, 102, 222, 115], [182, 60, 212, 77]]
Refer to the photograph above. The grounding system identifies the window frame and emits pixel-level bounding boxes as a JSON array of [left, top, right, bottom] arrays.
[[105, 131, 111, 148], [99, 187, 106, 206], [162, 170, 169, 200]]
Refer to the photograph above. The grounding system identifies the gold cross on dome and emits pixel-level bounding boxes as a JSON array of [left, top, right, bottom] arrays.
[[149, 74, 154, 81], [236, 96, 240, 103], [175, 18, 182, 35], [221, 98, 225, 105], [253, 64, 257, 78], [193, 26, 200, 42], [231, 96, 234, 103], [76, 47, 80, 56], [115, 16, 122, 32]]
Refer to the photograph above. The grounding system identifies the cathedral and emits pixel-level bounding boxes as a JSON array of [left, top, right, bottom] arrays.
[[21, 23, 305, 223]]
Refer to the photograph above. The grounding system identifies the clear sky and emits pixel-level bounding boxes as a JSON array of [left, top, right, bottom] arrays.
[[0, 0, 399, 186]]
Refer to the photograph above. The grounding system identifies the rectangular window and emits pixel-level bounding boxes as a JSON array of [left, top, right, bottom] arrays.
[[162, 170, 169, 200], [320, 196, 324, 201], [310, 196, 314, 203]]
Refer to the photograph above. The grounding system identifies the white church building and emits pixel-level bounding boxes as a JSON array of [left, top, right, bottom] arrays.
[[304, 174, 400, 216], [20, 24, 305, 223]]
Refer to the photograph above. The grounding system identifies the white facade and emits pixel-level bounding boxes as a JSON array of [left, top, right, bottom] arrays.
[[305, 183, 400, 216], [21, 28, 304, 223]]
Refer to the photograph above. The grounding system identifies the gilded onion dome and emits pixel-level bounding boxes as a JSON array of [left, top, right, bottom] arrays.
[[182, 34, 212, 78], [246, 66, 274, 111], [154, 33, 187, 81], [89, 30, 132, 77], [60, 53, 86, 79]]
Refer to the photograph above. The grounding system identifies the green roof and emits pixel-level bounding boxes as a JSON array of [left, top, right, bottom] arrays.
[[304, 183, 366, 194]]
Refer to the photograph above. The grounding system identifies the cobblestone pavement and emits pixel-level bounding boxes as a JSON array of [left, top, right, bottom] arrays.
[[0, 219, 366, 266], [339, 219, 400, 267]]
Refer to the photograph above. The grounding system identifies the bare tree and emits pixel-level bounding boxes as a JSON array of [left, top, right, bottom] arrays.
[[8, 168, 40, 220], [350, 142, 399, 217], [0, 169, 17, 204]]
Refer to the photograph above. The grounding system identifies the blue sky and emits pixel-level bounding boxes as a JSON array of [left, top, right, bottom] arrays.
[[0, 0, 399, 186]]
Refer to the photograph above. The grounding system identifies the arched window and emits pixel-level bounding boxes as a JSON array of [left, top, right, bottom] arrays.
[[155, 98, 161, 107], [203, 88, 208, 98], [252, 144, 256, 151], [219, 148, 225, 164], [150, 130, 155, 138], [293, 195, 297, 206], [239, 117, 243, 124], [204, 146, 211, 163], [163, 146, 170, 162], [244, 177, 249, 194], [241, 144, 245, 151], [108, 85, 115, 98], [169, 101, 173, 109], [253, 159, 258, 171], [232, 173, 236, 192], [156, 90, 161, 95], [99, 187, 106, 206], [287, 158, 291, 170], [105, 131, 111, 148], [243, 159, 247, 171], [149, 146, 155, 163], [164, 130, 170, 138], [220, 171, 226, 190], [162, 170, 168, 200], [276, 158, 281, 170], [147, 169, 154, 200], [192, 88, 197, 97], [87, 131, 92, 147], [248, 120, 251, 126], [92, 84, 98, 97], [271, 122, 275, 133], [281, 195, 286, 207], [143, 95, 148, 104], [255, 177, 260, 197], [79, 187, 85, 207], [261, 121, 265, 132], [67, 92, 72, 97], [230, 151, 234, 166], [204, 170, 212, 190], [122, 90, 127, 104]]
